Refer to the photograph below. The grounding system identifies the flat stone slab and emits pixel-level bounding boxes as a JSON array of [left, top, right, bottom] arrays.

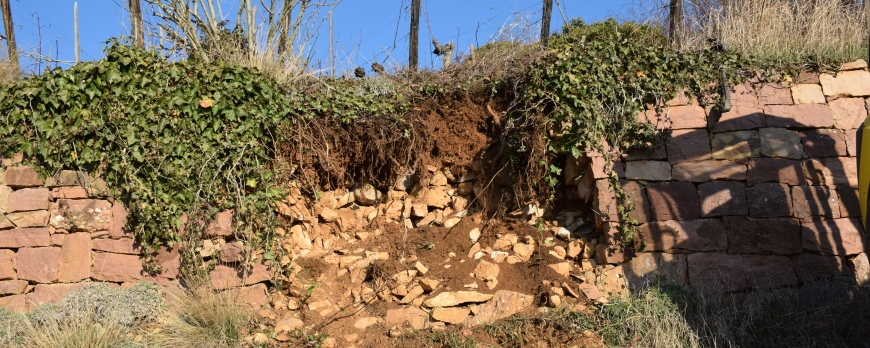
[[638, 219, 727, 253]]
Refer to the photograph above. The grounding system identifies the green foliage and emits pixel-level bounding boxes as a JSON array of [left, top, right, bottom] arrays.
[[0, 40, 289, 249], [288, 76, 410, 124], [0, 38, 418, 256], [516, 19, 749, 241]]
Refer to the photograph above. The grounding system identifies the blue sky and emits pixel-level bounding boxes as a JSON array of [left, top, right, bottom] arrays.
[[4, 0, 638, 74]]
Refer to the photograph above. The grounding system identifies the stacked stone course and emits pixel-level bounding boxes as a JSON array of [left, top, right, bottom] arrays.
[[0, 166, 188, 312], [601, 61, 870, 291]]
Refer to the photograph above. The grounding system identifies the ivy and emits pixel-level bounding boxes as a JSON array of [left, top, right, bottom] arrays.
[[0, 40, 290, 250], [516, 19, 751, 242]]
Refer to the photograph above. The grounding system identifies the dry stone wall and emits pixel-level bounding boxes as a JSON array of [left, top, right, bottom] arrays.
[[0, 165, 195, 312], [7, 63, 870, 317], [598, 61, 870, 291]]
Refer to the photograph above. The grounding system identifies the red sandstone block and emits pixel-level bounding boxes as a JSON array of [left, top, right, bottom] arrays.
[[58, 233, 91, 283], [15, 247, 60, 283], [801, 218, 866, 256], [742, 255, 798, 288], [803, 157, 857, 186], [666, 129, 712, 164], [595, 243, 626, 265], [722, 216, 802, 255], [620, 180, 651, 223], [209, 263, 271, 290], [638, 219, 727, 253], [0, 294, 26, 312], [836, 186, 860, 218], [27, 283, 86, 307], [594, 179, 618, 225], [50, 186, 89, 200], [0, 280, 27, 295], [800, 129, 847, 158], [646, 182, 700, 221], [205, 209, 234, 238], [0, 228, 50, 248], [589, 156, 625, 180], [791, 253, 849, 282], [623, 143, 667, 161], [747, 158, 806, 186], [791, 186, 840, 219], [764, 104, 834, 128], [91, 238, 142, 254], [757, 83, 793, 105], [0, 250, 14, 280], [845, 128, 858, 156], [50, 199, 112, 232], [671, 160, 746, 182], [155, 246, 181, 279], [747, 183, 793, 218], [224, 283, 270, 309], [110, 202, 132, 238], [4, 166, 43, 188], [7, 188, 50, 212], [698, 181, 747, 217], [687, 253, 746, 292], [708, 85, 766, 133], [5, 210, 49, 228], [830, 98, 866, 129], [92, 252, 147, 282], [640, 105, 707, 130]]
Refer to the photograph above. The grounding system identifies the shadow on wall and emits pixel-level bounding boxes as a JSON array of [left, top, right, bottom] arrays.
[[616, 80, 868, 293]]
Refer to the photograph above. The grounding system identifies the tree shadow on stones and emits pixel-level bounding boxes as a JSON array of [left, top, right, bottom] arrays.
[[618, 90, 870, 346]]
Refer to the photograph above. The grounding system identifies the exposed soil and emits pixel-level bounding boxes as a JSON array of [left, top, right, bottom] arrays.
[[254, 212, 604, 347], [276, 91, 500, 192], [260, 84, 603, 347]]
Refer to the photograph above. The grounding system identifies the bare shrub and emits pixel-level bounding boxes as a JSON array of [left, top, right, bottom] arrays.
[[5, 282, 164, 348], [145, 0, 338, 84]]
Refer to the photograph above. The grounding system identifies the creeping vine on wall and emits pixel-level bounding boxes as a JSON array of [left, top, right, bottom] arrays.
[[513, 19, 751, 242]]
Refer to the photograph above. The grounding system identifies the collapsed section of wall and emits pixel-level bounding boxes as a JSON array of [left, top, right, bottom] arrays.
[[603, 62, 870, 291]]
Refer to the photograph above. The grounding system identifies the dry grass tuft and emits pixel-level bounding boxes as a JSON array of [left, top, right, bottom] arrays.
[[156, 283, 253, 348], [0, 282, 163, 348], [633, 0, 867, 65], [0, 58, 18, 85]]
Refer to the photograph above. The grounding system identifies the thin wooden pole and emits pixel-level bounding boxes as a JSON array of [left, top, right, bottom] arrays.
[[74, 2, 80, 63], [669, 0, 683, 48], [129, 0, 144, 49], [410, 0, 420, 71], [541, 0, 553, 48], [0, 0, 17, 78], [329, 9, 334, 76]]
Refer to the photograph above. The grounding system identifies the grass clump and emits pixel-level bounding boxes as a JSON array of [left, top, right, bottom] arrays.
[[595, 285, 701, 348], [635, 0, 867, 66], [585, 278, 870, 348], [157, 285, 253, 347], [0, 308, 28, 346]]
